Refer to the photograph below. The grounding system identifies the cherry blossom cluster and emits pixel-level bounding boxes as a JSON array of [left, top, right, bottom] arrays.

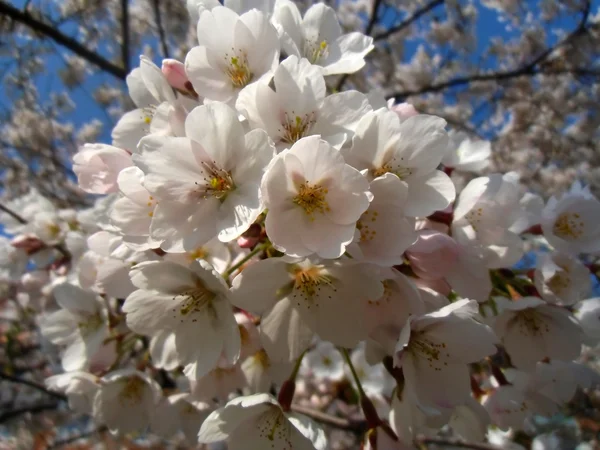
[[2, 0, 600, 448]]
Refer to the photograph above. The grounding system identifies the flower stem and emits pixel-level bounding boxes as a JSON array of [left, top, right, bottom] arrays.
[[340, 347, 366, 399], [223, 242, 270, 279], [278, 349, 307, 411]]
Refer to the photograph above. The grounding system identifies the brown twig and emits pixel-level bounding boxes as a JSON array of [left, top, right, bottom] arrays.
[[291, 404, 367, 433]]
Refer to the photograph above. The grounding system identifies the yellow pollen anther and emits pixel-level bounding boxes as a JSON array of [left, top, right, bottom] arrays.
[[293, 182, 330, 219], [292, 266, 334, 299], [553, 212, 584, 240], [119, 376, 146, 405], [225, 54, 253, 88]]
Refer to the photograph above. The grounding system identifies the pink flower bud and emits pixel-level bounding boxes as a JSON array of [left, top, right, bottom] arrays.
[[11, 234, 46, 254], [391, 102, 418, 120], [406, 230, 459, 280], [161, 59, 190, 92]]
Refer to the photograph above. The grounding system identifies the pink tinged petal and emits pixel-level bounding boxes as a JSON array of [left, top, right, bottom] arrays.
[[404, 171, 455, 217], [300, 216, 355, 259], [313, 91, 371, 147], [161, 59, 189, 92], [261, 153, 299, 207], [185, 46, 233, 101], [185, 103, 245, 170], [129, 261, 197, 292], [230, 257, 293, 314], [140, 55, 176, 104], [321, 32, 374, 76], [218, 184, 263, 242], [150, 200, 219, 252], [290, 135, 345, 182], [117, 166, 148, 202], [260, 296, 315, 362], [265, 207, 312, 257], [444, 245, 492, 302], [232, 129, 275, 185], [122, 290, 183, 335], [134, 136, 200, 200], [323, 166, 371, 225], [110, 197, 152, 236], [403, 352, 471, 410], [236, 9, 280, 75]]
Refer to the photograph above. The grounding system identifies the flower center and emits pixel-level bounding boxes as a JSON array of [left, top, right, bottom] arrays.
[[280, 112, 316, 144], [142, 105, 157, 126], [373, 162, 413, 180], [293, 182, 329, 219], [224, 53, 253, 89], [408, 332, 449, 371], [553, 212, 584, 240], [513, 309, 550, 337], [291, 265, 335, 301], [257, 408, 289, 443], [174, 284, 216, 318], [195, 161, 235, 201], [304, 39, 329, 64], [78, 313, 104, 336], [546, 268, 570, 295], [254, 349, 271, 369], [187, 247, 208, 261], [119, 376, 146, 405]]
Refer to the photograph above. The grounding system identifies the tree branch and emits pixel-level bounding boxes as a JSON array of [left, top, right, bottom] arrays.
[[1, 372, 67, 401], [49, 426, 108, 449], [0, 203, 27, 224], [291, 404, 367, 433], [374, 0, 444, 42], [152, 0, 170, 58], [415, 436, 501, 450], [387, 0, 592, 99], [0, 1, 127, 80], [121, 0, 130, 73], [0, 402, 59, 423]]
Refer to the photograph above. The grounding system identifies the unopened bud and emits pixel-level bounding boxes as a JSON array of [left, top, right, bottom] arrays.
[[162, 59, 190, 92]]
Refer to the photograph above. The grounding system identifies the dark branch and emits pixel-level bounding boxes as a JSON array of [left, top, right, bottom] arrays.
[[386, 0, 592, 99], [291, 404, 367, 432], [0, 1, 127, 80], [415, 436, 501, 450], [152, 0, 170, 58], [49, 426, 108, 449], [1, 372, 67, 401], [121, 0, 130, 73], [335, 0, 384, 90], [0, 203, 27, 224], [0, 402, 59, 423], [374, 0, 444, 41]]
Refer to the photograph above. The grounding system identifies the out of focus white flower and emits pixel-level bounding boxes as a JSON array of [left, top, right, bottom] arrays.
[[39, 283, 108, 371], [443, 130, 491, 173], [534, 251, 590, 306], [93, 369, 162, 435]]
